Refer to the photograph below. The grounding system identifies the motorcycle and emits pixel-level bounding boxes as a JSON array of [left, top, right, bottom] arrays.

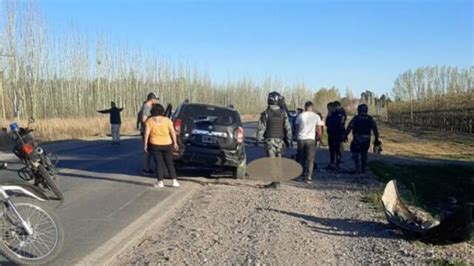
[[0, 181, 64, 264], [6, 118, 63, 201]]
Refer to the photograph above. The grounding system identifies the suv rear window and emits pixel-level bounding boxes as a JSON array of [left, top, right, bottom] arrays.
[[183, 105, 239, 126]]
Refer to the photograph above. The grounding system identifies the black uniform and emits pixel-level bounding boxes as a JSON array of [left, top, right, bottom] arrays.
[[345, 114, 379, 173], [326, 109, 345, 166]]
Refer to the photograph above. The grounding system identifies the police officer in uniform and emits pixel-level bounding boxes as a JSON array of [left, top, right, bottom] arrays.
[[257, 91, 292, 158], [344, 104, 380, 174]]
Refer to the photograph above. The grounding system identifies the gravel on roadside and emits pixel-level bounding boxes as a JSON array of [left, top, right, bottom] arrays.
[[117, 172, 473, 265]]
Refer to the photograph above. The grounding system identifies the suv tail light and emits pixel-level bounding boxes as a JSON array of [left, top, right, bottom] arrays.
[[174, 119, 182, 134], [236, 127, 244, 144], [22, 144, 34, 155]]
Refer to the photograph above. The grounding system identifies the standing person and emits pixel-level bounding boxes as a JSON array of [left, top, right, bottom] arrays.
[[278, 95, 294, 148], [344, 104, 380, 174], [293, 108, 304, 161], [136, 101, 146, 130], [257, 91, 292, 158], [144, 104, 180, 188], [333, 101, 347, 163], [325, 102, 337, 169], [140, 92, 159, 175], [316, 112, 325, 148], [295, 101, 323, 183], [293, 108, 304, 137], [164, 103, 173, 118], [326, 101, 345, 169], [97, 102, 124, 144]]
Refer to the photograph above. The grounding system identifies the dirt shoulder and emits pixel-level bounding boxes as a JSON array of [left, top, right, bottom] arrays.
[[377, 121, 474, 162], [117, 173, 472, 265]]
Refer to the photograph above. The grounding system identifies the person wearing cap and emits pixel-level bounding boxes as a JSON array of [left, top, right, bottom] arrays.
[[97, 101, 124, 144], [139, 92, 159, 175]]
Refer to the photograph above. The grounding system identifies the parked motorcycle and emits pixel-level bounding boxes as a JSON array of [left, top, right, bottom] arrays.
[[6, 118, 63, 201], [0, 182, 64, 264]]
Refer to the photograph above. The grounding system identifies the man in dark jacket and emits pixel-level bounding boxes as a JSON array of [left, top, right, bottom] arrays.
[[98, 101, 124, 144], [334, 101, 347, 164], [325, 102, 345, 169], [344, 104, 380, 174], [326, 101, 347, 169]]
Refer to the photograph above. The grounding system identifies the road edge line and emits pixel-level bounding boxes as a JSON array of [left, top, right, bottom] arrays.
[[76, 181, 201, 265]]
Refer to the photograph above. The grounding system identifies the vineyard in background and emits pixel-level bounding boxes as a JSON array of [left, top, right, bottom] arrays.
[[386, 91, 474, 134]]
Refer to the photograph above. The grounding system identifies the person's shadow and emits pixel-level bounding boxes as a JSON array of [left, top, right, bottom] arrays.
[[261, 208, 400, 240]]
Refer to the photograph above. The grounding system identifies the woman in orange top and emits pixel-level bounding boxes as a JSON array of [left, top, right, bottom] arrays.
[[144, 104, 179, 188]]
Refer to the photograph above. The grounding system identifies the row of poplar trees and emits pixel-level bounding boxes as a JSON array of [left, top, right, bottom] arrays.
[[0, 1, 317, 120]]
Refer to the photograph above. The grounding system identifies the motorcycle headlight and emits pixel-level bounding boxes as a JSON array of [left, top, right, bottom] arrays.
[[35, 147, 44, 155]]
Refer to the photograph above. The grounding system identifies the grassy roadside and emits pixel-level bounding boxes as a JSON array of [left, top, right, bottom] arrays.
[[377, 121, 474, 162], [368, 160, 474, 212], [367, 161, 473, 265]]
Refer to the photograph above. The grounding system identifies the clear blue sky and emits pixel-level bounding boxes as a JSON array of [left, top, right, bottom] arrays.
[[41, 0, 472, 97]]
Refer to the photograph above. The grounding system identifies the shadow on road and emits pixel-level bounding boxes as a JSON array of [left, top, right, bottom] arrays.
[[59, 172, 155, 187], [262, 208, 399, 240]]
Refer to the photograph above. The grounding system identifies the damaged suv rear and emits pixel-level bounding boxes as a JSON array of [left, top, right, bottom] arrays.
[[171, 102, 246, 178]]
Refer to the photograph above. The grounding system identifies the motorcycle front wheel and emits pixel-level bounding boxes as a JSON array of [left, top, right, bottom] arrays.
[[38, 165, 64, 201], [0, 197, 64, 265]]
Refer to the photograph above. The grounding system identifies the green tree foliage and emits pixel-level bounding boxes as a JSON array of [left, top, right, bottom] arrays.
[[313, 87, 340, 114]]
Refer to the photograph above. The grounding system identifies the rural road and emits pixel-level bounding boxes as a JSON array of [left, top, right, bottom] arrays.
[[2, 121, 450, 265], [0, 122, 262, 265], [0, 137, 183, 265]]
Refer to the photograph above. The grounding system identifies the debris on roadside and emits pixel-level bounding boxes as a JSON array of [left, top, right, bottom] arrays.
[[382, 180, 473, 244]]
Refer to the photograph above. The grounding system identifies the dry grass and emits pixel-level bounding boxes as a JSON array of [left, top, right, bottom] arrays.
[[2, 116, 472, 163], [0, 117, 139, 146], [0, 114, 258, 147], [378, 121, 474, 161], [240, 114, 259, 122]]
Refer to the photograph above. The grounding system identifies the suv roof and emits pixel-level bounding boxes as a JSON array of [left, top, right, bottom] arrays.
[[180, 102, 237, 112]]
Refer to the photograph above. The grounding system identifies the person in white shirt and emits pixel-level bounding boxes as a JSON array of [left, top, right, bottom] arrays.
[[295, 101, 323, 183]]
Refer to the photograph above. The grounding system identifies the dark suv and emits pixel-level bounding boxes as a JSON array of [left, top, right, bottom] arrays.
[[171, 102, 246, 178]]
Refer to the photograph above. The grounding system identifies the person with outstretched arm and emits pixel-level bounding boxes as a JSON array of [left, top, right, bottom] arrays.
[[97, 101, 124, 144]]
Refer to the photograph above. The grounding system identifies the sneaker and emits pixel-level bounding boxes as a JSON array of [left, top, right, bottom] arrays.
[[305, 179, 313, 184], [154, 181, 164, 188], [172, 179, 180, 187], [143, 169, 154, 176]]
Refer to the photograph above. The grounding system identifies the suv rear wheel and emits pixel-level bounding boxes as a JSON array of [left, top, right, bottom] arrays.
[[232, 157, 247, 179]]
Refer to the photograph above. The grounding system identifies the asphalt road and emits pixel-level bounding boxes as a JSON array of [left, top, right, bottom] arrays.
[[0, 137, 183, 265], [2, 121, 461, 264], [0, 122, 264, 265]]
